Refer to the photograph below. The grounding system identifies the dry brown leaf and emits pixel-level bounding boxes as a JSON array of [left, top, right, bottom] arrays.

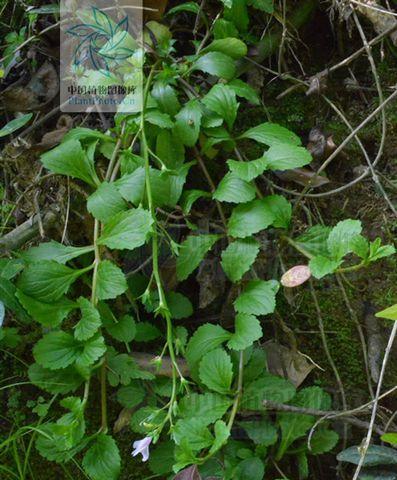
[[0, 62, 59, 112], [113, 408, 133, 434], [356, 0, 397, 45], [263, 341, 315, 387], [35, 115, 74, 151], [196, 257, 225, 309], [174, 465, 202, 480], [275, 168, 330, 188]]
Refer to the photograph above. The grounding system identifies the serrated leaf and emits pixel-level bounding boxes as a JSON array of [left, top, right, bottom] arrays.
[[263, 143, 312, 170], [351, 235, 370, 259], [82, 434, 121, 480], [227, 157, 268, 182], [199, 348, 233, 394], [309, 256, 341, 279], [145, 110, 174, 129], [276, 386, 331, 459], [369, 238, 396, 262], [28, 363, 85, 394], [116, 384, 145, 408], [17, 261, 89, 302], [149, 441, 175, 476], [244, 347, 267, 383], [234, 279, 279, 316], [221, 237, 260, 282], [295, 225, 331, 257], [227, 313, 262, 350], [87, 182, 127, 223], [157, 164, 193, 207], [174, 100, 202, 147], [41, 139, 99, 186], [176, 234, 220, 281], [152, 81, 180, 116], [16, 290, 76, 327], [167, 292, 193, 319], [179, 392, 232, 426], [228, 198, 276, 238], [239, 419, 278, 446], [192, 52, 236, 80], [235, 457, 265, 480], [240, 122, 301, 146], [74, 297, 101, 341], [107, 352, 154, 386], [262, 195, 291, 228], [21, 241, 94, 264], [96, 260, 128, 300], [33, 332, 79, 370], [241, 373, 296, 410], [186, 323, 232, 373], [310, 429, 339, 454], [209, 420, 230, 455], [202, 38, 247, 59], [213, 172, 256, 203], [134, 322, 161, 342], [106, 314, 136, 342], [77, 334, 106, 367], [0, 279, 30, 322], [36, 423, 87, 463], [98, 208, 153, 251], [173, 418, 214, 451], [327, 219, 362, 260], [228, 79, 260, 105], [0, 258, 24, 280], [202, 84, 238, 130]]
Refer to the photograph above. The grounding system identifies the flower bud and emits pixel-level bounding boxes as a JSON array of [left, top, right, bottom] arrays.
[[281, 265, 311, 288]]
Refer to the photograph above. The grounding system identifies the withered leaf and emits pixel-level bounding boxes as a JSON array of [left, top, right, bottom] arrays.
[[264, 341, 315, 387], [196, 257, 225, 309], [274, 168, 330, 188], [113, 407, 133, 433], [174, 465, 202, 480], [0, 62, 59, 112], [35, 115, 74, 151]]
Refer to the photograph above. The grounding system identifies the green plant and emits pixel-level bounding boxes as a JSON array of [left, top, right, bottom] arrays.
[[1, 2, 396, 479]]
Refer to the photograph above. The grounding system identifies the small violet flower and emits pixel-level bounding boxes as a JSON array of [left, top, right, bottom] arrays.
[[281, 265, 311, 288], [131, 436, 152, 462]]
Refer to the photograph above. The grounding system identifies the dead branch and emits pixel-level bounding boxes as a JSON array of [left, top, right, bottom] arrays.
[[262, 400, 385, 436], [0, 208, 58, 253]]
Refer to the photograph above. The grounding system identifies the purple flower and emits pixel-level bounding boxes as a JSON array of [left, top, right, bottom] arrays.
[[131, 436, 152, 462], [281, 265, 311, 288]]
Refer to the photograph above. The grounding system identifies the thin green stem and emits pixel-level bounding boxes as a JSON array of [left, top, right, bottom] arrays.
[[227, 351, 244, 431], [140, 62, 182, 428]]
